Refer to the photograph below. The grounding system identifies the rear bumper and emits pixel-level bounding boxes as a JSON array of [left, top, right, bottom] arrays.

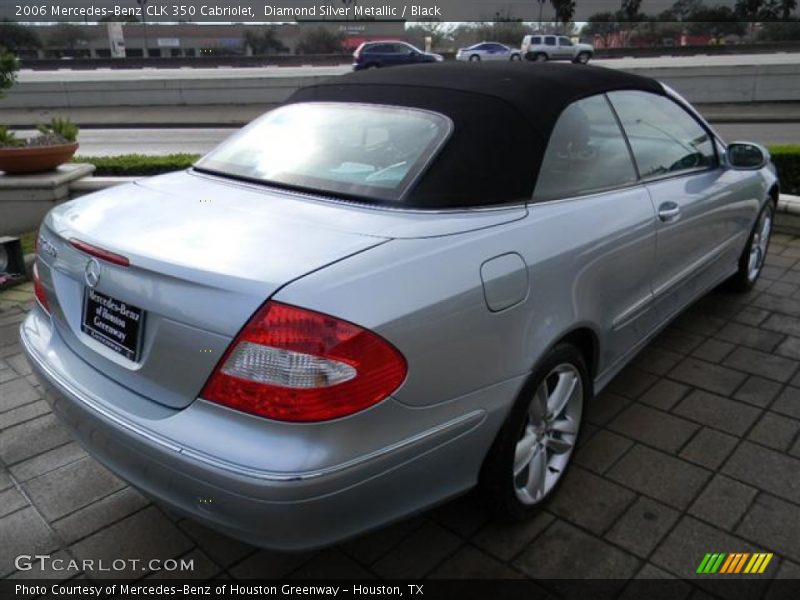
[[21, 307, 518, 551]]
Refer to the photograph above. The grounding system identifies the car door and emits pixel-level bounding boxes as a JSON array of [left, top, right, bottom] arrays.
[[608, 90, 749, 323], [543, 36, 557, 57], [557, 36, 575, 59], [530, 94, 659, 372], [367, 44, 392, 66], [485, 43, 507, 60]]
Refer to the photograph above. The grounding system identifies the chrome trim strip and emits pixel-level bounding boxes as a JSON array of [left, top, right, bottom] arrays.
[[21, 323, 484, 482], [611, 293, 654, 331], [652, 234, 741, 299], [595, 262, 739, 392]]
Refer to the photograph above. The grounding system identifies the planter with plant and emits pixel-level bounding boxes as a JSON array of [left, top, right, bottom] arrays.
[[0, 117, 81, 175], [0, 47, 81, 175]]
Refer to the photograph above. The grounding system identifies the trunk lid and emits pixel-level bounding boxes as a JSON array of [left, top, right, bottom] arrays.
[[40, 170, 524, 410], [41, 176, 389, 409]]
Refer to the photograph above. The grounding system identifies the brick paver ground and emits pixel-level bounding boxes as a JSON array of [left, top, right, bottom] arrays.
[[3, 236, 800, 593]]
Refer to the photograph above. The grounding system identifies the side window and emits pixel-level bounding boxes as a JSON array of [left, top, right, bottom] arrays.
[[534, 95, 638, 201], [608, 91, 718, 180], [544, 36, 556, 46], [531, 36, 542, 45], [559, 37, 573, 46], [369, 44, 389, 53]]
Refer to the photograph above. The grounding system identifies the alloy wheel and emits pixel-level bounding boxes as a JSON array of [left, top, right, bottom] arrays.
[[513, 363, 582, 505], [748, 206, 773, 282]]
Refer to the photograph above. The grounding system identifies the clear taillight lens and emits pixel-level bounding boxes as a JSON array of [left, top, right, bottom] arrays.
[[201, 301, 407, 422]]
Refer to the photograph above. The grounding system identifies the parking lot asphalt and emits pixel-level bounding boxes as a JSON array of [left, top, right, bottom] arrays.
[[3, 234, 800, 592]]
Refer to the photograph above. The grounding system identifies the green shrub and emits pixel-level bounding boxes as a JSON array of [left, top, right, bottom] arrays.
[[0, 125, 23, 148], [37, 116, 79, 143], [769, 145, 800, 196], [73, 153, 201, 176], [0, 49, 17, 99]]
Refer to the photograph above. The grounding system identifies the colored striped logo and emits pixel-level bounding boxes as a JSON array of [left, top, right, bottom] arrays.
[[696, 552, 773, 574]]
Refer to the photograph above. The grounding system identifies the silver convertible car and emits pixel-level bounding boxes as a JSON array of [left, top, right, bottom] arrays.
[[22, 63, 777, 550]]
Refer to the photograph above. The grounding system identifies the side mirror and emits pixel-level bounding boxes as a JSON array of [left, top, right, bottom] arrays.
[[726, 142, 768, 170]]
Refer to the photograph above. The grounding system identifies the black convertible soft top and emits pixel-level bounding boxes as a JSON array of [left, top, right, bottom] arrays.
[[285, 62, 665, 208]]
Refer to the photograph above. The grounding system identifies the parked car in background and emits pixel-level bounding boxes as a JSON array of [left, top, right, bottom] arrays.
[[522, 34, 594, 63], [353, 41, 443, 70], [23, 63, 777, 551], [456, 42, 522, 62]]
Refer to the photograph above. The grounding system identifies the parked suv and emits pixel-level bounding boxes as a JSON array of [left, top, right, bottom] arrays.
[[353, 41, 444, 70], [521, 34, 593, 63]]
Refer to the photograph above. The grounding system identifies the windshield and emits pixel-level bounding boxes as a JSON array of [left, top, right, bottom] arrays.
[[195, 102, 452, 204]]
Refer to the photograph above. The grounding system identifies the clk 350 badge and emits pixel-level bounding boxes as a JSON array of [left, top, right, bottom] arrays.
[[37, 233, 57, 259]]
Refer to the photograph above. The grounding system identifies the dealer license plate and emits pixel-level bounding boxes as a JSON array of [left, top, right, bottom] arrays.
[[81, 288, 145, 362]]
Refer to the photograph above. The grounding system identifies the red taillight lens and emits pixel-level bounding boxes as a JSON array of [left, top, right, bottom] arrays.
[[32, 262, 49, 314], [201, 301, 407, 422]]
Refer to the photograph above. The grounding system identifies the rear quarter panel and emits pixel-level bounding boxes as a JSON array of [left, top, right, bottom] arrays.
[[274, 187, 659, 409]]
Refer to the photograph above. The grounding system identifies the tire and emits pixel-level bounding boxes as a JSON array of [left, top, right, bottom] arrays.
[[365, 63, 380, 69], [469, 54, 481, 62], [510, 53, 522, 61], [533, 52, 548, 62], [574, 52, 591, 64], [479, 343, 588, 519], [727, 201, 775, 292]]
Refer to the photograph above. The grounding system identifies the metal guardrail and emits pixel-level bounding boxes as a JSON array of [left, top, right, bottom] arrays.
[[17, 41, 800, 70]]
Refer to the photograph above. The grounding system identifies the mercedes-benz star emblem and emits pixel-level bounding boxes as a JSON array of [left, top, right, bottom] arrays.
[[84, 259, 101, 288]]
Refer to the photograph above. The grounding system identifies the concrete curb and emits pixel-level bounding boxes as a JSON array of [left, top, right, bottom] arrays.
[[776, 193, 800, 235]]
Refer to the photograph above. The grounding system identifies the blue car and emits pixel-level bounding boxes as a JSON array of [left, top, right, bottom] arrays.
[[353, 40, 443, 70]]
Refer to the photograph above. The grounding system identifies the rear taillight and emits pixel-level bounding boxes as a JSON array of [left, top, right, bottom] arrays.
[[32, 257, 49, 315], [32, 231, 49, 313], [201, 301, 407, 422]]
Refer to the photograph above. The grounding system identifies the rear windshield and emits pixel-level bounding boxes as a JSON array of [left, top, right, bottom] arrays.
[[195, 102, 452, 204]]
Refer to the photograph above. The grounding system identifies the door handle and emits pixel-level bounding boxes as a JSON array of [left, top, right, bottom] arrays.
[[658, 202, 681, 222]]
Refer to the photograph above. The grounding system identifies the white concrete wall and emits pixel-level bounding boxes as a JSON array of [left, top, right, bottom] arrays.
[[625, 64, 800, 104], [2, 74, 331, 108], [5, 62, 800, 108]]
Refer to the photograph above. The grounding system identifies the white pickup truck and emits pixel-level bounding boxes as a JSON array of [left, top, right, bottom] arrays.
[[521, 34, 594, 64]]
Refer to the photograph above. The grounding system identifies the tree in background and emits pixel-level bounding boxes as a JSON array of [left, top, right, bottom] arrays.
[[295, 27, 344, 54], [581, 12, 622, 44], [404, 19, 449, 50], [628, 20, 684, 46], [665, 0, 704, 20], [758, 0, 799, 17], [779, 0, 799, 18], [734, 0, 770, 19], [0, 50, 17, 99], [0, 20, 42, 55], [550, 0, 576, 27], [620, 0, 645, 21], [244, 27, 287, 55], [685, 6, 746, 37]]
